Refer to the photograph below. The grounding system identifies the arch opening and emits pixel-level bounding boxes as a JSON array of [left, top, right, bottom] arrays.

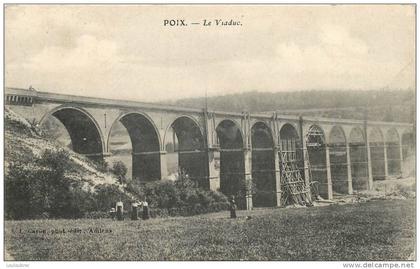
[[306, 125, 328, 199], [349, 127, 368, 191], [401, 130, 415, 177], [165, 116, 208, 187], [402, 131, 415, 161], [386, 129, 401, 177], [279, 123, 304, 205], [216, 120, 245, 209], [369, 128, 386, 180], [41, 108, 104, 162], [328, 126, 348, 194], [251, 122, 275, 207], [108, 113, 161, 183]]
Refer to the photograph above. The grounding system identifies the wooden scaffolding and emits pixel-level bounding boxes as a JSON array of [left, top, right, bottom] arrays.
[[279, 138, 312, 206]]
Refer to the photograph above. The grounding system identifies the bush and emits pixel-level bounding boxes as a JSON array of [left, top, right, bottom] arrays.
[[94, 184, 132, 211], [66, 183, 97, 218], [122, 173, 229, 217], [143, 180, 180, 209], [125, 181, 144, 198], [5, 147, 229, 220], [5, 149, 129, 220], [5, 163, 35, 219], [5, 149, 96, 219], [112, 161, 128, 184], [138, 174, 228, 210], [120, 173, 230, 218], [89, 158, 109, 173]]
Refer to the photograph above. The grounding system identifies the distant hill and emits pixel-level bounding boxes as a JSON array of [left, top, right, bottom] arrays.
[[169, 89, 415, 123]]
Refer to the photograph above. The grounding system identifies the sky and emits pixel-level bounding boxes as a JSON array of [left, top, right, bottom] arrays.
[[5, 5, 415, 102]]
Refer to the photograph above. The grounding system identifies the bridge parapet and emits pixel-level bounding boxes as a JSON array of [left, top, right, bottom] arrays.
[[5, 87, 412, 130]]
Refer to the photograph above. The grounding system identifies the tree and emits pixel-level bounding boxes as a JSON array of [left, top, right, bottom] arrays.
[[112, 161, 128, 184]]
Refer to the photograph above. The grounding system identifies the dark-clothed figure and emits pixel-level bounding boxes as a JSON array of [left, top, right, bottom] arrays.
[[229, 196, 237, 219], [109, 207, 116, 220], [116, 201, 124, 221], [131, 201, 138, 220], [142, 200, 150, 220]]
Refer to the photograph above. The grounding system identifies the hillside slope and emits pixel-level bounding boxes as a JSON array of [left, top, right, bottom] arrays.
[[5, 107, 124, 193]]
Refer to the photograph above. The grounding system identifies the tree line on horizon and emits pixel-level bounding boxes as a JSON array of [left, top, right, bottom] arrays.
[[170, 88, 415, 123]]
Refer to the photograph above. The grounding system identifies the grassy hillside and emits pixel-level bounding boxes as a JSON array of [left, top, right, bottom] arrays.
[[170, 89, 415, 122]]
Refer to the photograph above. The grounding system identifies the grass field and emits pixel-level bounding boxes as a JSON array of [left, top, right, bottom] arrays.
[[5, 199, 415, 261]]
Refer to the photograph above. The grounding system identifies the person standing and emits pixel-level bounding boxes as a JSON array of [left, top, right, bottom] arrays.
[[116, 200, 124, 221], [142, 199, 150, 220], [131, 200, 139, 220], [109, 207, 116, 220], [229, 195, 237, 219]]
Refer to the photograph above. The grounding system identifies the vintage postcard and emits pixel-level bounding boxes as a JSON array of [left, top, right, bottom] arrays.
[[3, 3, 416, 266]]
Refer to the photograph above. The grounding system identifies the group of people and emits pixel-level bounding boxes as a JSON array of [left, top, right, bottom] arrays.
[[110, 196, 238, 220], [110, 199, 150, 221]]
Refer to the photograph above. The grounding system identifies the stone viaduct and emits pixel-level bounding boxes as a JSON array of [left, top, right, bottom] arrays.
[[5, 87, 415, 210]]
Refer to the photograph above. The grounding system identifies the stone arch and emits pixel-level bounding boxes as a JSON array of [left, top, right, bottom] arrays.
[[107, 111, 162, 152], [306, 125, 329, 199], [164, 116, 207, 187], [40, 106, 105, 161], [163, 115, 204, 151], [107, 112, 161, 182], [217, 119, 244, 149], [251, 121, 276, 207], [278, 123, 304, 205], [386, 128, 401, 176], [349, 127, 365, 143], [369, 128, 386, 180], [328, 125, 349, 194], [369, 128, 384, 143], [349, 127, 368, 191], [279, 122, 300, 139], [251, 121, 275, 147], [329, 125, 347, 144], [216, 119, 245, 208], [215, 117, 246, 148]]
